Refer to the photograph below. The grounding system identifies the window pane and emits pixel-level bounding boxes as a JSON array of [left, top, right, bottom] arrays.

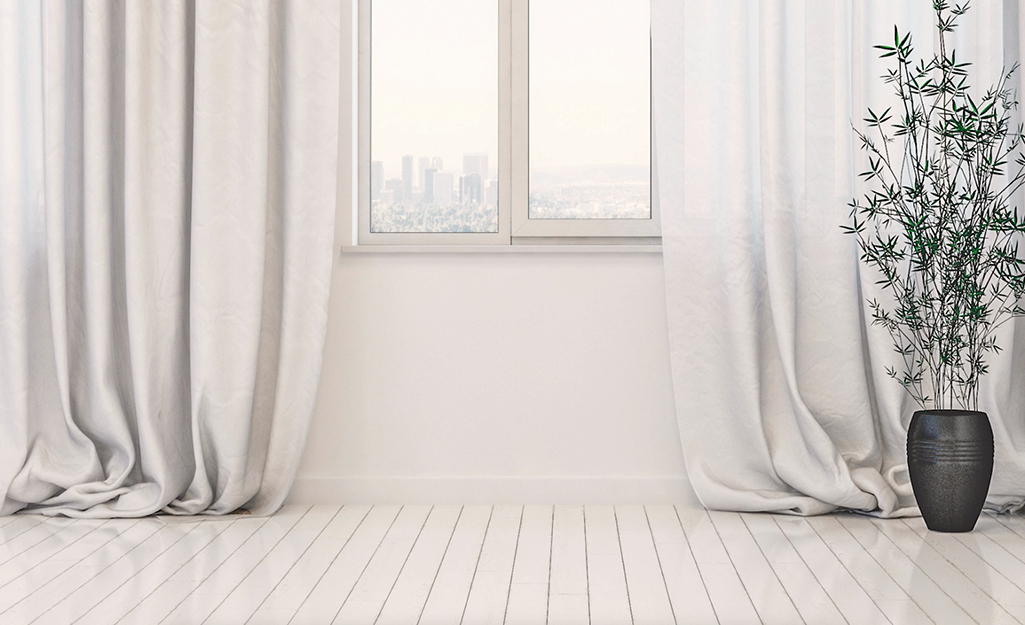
[[529, 0, 650, 220], [371, 0, 499, 233]]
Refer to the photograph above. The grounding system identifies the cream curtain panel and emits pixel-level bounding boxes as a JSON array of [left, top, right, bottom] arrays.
[[658, 0, 1025, 516], [0, 1, 339, 516]]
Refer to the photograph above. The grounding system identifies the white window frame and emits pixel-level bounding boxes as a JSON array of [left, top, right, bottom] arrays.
[[352, 0, 658, 247]]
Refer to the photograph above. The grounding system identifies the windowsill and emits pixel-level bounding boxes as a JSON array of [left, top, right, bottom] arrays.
[[340, 244, 662, 254]]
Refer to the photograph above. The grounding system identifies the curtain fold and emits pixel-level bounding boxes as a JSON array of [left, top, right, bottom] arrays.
[[657, 0, 1025, 516], [0, 0, 339, 516]]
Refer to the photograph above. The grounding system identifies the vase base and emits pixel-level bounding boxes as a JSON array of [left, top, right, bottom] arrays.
[[922, 518, 978, 533]]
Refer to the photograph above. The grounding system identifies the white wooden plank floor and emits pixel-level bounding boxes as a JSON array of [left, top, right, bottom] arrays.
[[2, 506, 1025, 624]]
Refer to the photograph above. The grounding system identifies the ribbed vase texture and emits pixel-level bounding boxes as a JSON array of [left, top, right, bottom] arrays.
[[907, 410, 994, 533]]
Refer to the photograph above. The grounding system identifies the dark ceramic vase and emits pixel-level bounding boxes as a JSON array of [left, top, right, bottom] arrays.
[[907, 409, 994, 532]]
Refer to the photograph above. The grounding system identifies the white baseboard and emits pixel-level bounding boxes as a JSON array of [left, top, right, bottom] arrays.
[[285, 476, 699, 505]]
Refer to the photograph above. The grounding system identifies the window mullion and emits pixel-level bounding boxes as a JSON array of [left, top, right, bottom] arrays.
[[500, 0, 515, 244], [510, 0, 529, 238], [357, 0, 371, 245]]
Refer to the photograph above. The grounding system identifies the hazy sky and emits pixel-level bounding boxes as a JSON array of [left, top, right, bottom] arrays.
[[530, 0, 650, 171], [371, 0, 649, 180], [371, 0, 498, 180]]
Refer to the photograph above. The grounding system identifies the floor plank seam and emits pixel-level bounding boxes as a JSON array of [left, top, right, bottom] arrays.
[[413, 505, 462, 625], [0, 520, 111, 593], [852, 514, 971, 618], [196, 506, 311, 625], [898, 516, 1016, 613], [811, 515, 919, 625], [586, 506, 593, 625], [501, 506, 526, 625], [673, 505, 720, 625], [708, 510, 761, 624], [243, 505, 344, 624], [323, 505, 404, 625], [373, 505, 434, 625], [278, 505, 373, 625], [146, 514, 270, 625], [644, 506, 678, 625], [65, 520, 202, 624], [113, 518, 241, 625], [740, 512, 804, 623], [770, 514, 873, 625], [1, 519, 144, 620], [457, 505, 494, 625], [612, 507, 636, 625]]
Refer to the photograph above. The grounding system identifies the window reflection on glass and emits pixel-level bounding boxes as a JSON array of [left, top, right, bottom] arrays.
[[370, 0, 499, 233], [529, 0, 650, 220]]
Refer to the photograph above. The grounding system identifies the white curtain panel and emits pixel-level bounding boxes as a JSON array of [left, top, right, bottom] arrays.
[[0, 1, 339, 516], [658, 0, 1025, 516]]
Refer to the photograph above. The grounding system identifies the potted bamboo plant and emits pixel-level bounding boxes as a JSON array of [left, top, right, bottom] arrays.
[[848, 1, 1025, 532]]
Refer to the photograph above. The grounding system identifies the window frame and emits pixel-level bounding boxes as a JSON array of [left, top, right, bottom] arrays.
[[354, 0, 658, 247]]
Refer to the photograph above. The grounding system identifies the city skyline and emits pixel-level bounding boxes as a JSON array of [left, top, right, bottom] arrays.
[[372, 152, 494, 188], [371, 147, 648, 232], [371, 151, 498, 228], [370, 152, 499, 233]]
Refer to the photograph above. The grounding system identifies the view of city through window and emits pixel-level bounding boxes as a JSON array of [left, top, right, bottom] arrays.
[[528, 164, 650, 220], [370, 0, 649, 232], [529, 0, 651, 220], [370, 153, 498, 233], [370, 0, 498, 233]]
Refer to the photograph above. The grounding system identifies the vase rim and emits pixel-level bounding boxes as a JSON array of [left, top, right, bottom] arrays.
[[913, 409, 988, 416]]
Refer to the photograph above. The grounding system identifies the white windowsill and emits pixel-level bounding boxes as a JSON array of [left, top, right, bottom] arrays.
[[341, 244, 662, 254]]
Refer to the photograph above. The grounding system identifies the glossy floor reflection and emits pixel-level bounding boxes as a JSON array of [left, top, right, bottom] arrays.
[[0, 505, 1020, 624]]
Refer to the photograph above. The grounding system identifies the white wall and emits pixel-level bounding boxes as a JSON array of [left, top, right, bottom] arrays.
[[288, 250, 695, 504]]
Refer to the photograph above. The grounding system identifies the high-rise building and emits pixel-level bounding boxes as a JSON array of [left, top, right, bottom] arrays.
[[385, 178, 404, 202], [417, 157, 431, 190], [460, 173, 482, 205], [371, 161, 384, 200], [432, 157, 444, 172], [434, 172, 454, 204], [402, 155, 414, 202], [463, 153, 488, 180], [424, 169, 437, 204]]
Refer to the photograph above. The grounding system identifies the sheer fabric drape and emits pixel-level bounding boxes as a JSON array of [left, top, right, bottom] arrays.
[[657, 0, 1025, 515], [0, 1, 339, 516]]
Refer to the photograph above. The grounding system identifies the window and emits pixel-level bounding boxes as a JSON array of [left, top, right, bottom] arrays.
[[356, 0, 656, 246]]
